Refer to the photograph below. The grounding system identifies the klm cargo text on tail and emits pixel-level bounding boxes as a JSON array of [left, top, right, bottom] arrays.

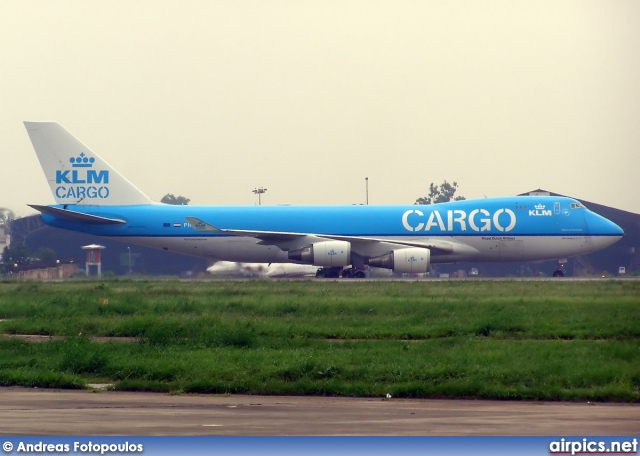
[[54, 152, 110, 199]]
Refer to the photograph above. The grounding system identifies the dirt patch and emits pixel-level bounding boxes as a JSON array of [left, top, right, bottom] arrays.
[[0, 334, 137, 343]]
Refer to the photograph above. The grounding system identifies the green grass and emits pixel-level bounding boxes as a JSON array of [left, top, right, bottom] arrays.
[[0, 279, 638, 401]]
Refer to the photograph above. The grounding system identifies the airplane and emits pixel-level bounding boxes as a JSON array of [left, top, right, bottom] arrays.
[[207, 261, 319, 278], [24, 121, 624, 278]]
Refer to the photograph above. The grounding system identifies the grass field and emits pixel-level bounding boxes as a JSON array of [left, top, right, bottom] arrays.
[[0, 279, 638, 401]]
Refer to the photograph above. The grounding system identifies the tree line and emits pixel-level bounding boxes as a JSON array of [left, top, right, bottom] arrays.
[[414, 180, 465, 205]]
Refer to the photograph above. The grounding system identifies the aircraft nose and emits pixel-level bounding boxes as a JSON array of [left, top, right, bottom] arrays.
[[588, 213, 624, 250], [602, 217, 624, 237]]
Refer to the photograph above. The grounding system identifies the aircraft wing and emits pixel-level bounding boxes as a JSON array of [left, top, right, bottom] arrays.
[[185, 216, 454, 254]]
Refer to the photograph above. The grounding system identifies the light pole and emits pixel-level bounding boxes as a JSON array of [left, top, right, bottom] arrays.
[[127, 247, 132, 274], [365, 177, 369, 205], [253, 187, 267, 205]]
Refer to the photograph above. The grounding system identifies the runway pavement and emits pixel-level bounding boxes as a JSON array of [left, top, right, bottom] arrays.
[[0, 387, 637, 435]]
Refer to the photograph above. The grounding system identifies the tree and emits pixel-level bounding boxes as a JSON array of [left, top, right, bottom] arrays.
[[161, 194, 190, 205], [34, 247, 57, 267], [1, 242, 29, 273], [415, 180, 466, 205], [0, 208, 15, 234]]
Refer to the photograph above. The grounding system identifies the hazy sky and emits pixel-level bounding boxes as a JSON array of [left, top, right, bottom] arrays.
[[2, 1, 639, 217]]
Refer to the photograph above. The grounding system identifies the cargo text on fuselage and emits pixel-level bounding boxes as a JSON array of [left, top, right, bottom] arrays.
[[402, 208, 517, 233]]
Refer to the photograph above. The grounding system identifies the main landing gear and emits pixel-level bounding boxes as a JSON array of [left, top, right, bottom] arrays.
[[341, 267, 367, 278], [553, 259, 567, 278], [315, 267, 367, 278], [316, 267, 341, 278]]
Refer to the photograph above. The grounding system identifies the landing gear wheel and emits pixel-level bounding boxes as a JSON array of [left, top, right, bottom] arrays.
[[552, 270, 565, 278], [316, 267, 341, 278]]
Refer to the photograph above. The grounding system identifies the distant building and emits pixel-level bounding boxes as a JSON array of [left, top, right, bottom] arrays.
[[16, 263, 79, 280], [0, 229, 7, 255]]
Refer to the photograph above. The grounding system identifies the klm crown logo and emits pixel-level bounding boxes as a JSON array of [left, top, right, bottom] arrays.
[[70, 152, 96, 168], [529, 203, 552, 217]]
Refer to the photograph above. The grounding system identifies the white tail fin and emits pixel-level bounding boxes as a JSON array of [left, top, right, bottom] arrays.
[[24, 121, 154, 206]]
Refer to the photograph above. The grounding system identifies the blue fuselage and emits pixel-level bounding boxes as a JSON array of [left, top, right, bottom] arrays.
[[41, 196, 623, 264]]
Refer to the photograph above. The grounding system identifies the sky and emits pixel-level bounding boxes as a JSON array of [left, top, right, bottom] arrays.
[[2, 1, 639, 217]]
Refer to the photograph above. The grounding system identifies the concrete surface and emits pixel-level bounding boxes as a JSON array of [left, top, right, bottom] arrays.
[[0, 387, 637, 435]]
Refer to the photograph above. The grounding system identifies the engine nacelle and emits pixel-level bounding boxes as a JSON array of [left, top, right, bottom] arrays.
[[288, 240, 351, 267], [368, 248, 430, 273]]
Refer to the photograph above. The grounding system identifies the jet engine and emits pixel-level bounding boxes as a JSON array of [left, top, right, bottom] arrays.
[[368, 248, 430, 273], [288, 240, 351, 267]]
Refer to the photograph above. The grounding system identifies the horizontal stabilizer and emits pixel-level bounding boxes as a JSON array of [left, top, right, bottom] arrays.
[[185, 217, 223, 232], [29, 205, 126, 225]]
